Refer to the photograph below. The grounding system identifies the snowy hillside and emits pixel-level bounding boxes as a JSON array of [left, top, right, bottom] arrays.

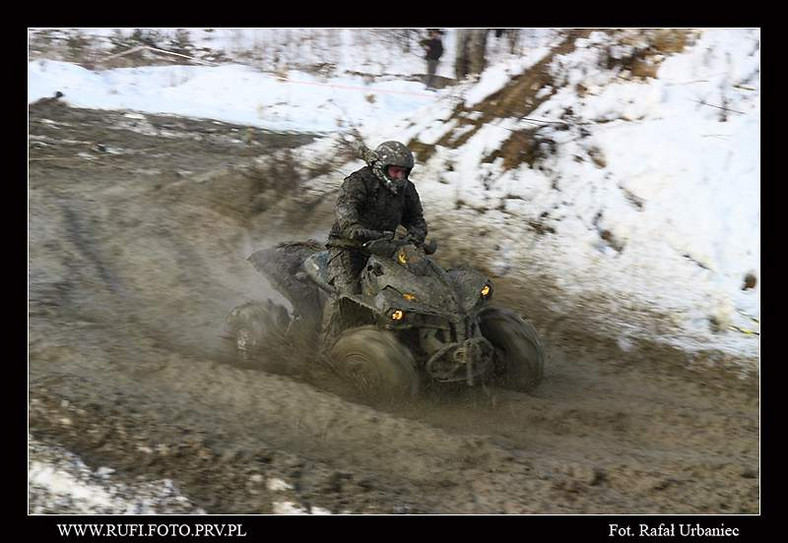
[[28, 28, 760, 368], [386, 29, 761, 365]]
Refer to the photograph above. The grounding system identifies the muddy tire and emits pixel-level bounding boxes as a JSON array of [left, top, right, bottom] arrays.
[[479, 307, 544, 392], [329, 326, 419, 400], [225, 300, 290, 369]]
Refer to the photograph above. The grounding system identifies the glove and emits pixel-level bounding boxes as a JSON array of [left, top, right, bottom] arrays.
[[350, 228, 383, 242]]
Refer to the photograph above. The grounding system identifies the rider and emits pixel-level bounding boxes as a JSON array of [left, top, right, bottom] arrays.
[[323, 140, 428, 341]]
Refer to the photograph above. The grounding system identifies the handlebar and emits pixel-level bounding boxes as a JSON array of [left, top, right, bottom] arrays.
[[362, 235, 437, 256]]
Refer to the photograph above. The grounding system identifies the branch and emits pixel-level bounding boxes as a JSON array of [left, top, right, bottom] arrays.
[[694, 99, 745, 116]]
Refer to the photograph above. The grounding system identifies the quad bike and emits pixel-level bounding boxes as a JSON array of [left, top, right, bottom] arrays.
[[225, 234, 544, 399]]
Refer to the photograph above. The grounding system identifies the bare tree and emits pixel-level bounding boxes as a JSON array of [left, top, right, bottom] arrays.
[[169, 29, 195, 57], [455, 29, 490, 80]]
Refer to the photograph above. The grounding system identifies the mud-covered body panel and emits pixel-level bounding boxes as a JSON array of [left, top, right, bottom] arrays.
[[252, 238, 501, 385]]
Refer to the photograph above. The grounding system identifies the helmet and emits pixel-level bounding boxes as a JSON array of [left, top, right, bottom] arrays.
[[371, 141, 414, 193]]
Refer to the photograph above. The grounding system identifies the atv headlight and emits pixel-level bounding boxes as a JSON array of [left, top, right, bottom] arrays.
[[390, 309, 405, 321], [481, 284, 492, 299]]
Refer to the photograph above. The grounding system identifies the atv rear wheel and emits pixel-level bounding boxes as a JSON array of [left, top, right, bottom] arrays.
[[479, 307, 545, 392], [225, 300, 290, 369], [329, 326, 419, 401]]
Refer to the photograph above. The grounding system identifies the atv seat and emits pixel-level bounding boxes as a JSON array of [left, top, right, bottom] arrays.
[[303, 251, 334, 293]]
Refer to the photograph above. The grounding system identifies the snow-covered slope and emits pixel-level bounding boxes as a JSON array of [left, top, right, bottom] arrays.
[[365, 29, 760, 366], [28, 28, 760, 367]]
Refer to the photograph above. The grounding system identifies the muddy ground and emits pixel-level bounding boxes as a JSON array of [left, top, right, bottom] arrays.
[[28, 99, 759, 516]]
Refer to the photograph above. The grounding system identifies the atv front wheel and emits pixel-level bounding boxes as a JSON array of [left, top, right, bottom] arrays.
[[225, 300, 290, 369], [329, 326, 419, 401], [479, 307, 545, 392]]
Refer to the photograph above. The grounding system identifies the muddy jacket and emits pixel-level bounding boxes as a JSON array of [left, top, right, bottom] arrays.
[[328, 166, 428, 248]]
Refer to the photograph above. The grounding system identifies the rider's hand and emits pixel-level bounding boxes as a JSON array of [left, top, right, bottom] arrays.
[[351, 228, 383, 242]]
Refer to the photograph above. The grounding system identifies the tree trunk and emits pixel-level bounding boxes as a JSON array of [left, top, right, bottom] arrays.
[[455, 29, 490, 80]]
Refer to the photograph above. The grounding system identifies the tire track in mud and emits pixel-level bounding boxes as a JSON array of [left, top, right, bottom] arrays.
[[61, 204, 123, 296], [29, 317, 544, 513], [28, 102, 759, 514]]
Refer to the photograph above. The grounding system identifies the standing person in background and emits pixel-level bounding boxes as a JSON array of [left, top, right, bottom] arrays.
[[419, 29, 444, 90]]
